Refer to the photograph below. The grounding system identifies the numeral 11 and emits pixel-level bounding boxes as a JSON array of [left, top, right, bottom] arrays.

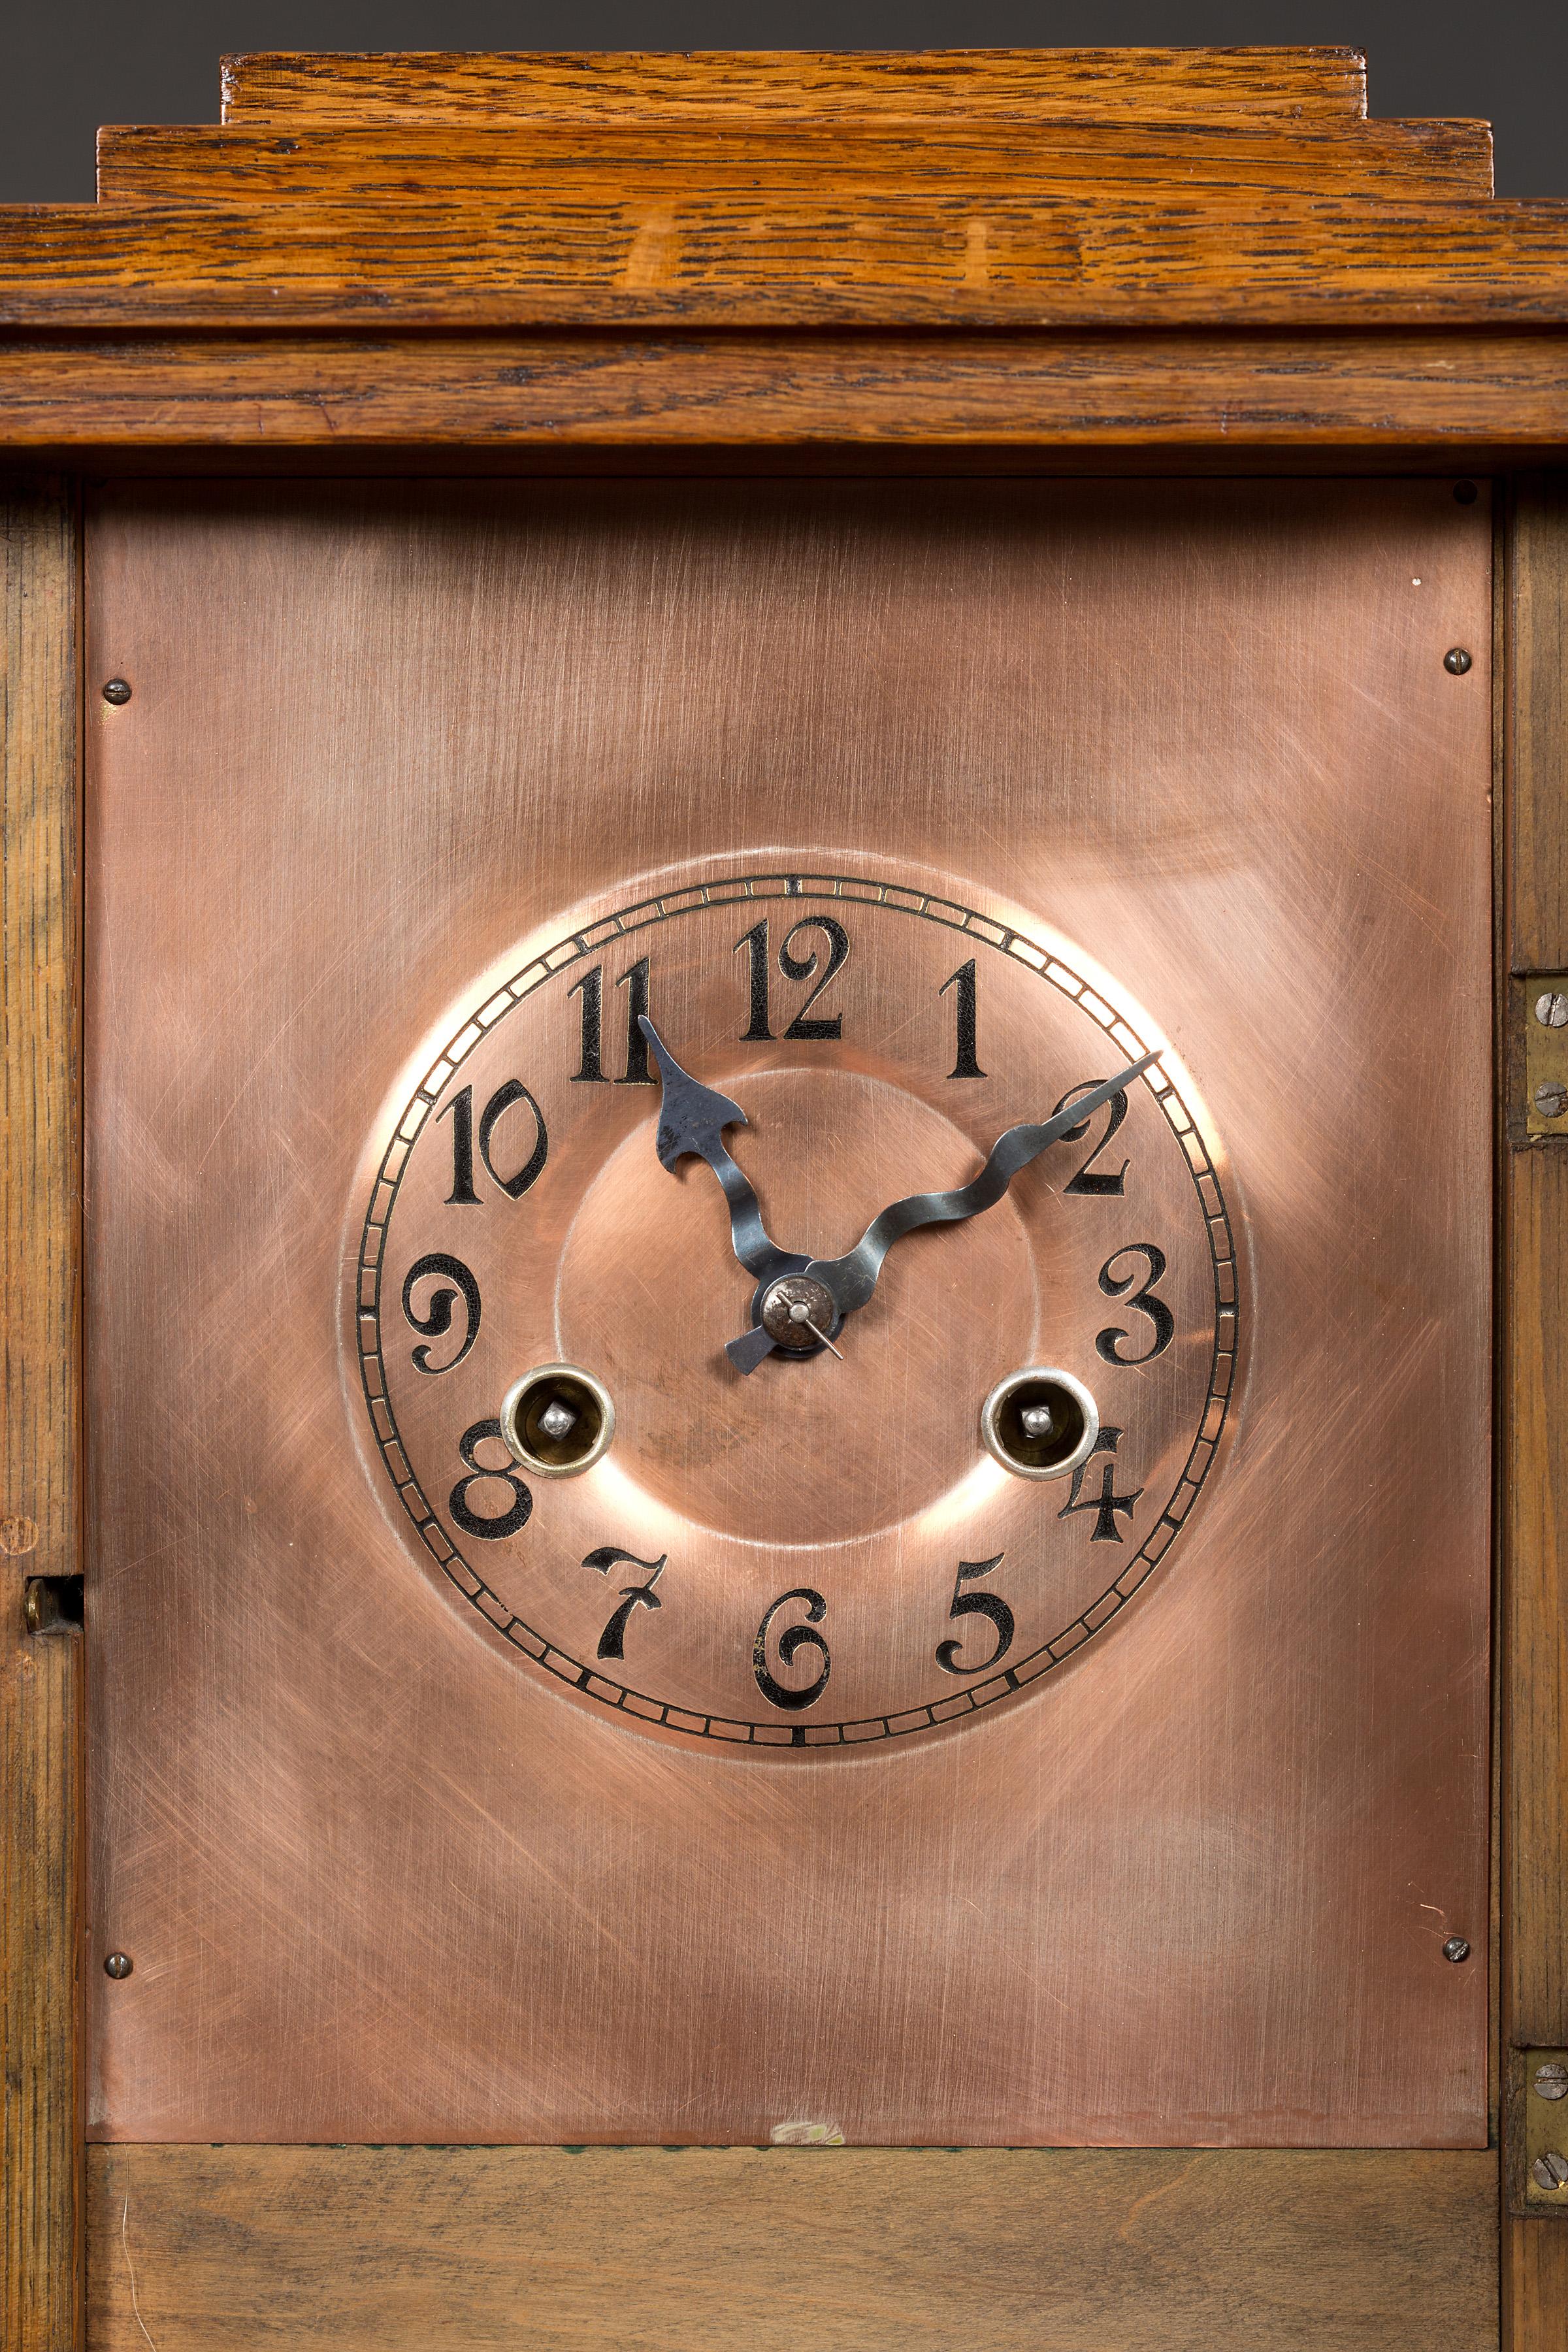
[[570, 958, 653, 1084]]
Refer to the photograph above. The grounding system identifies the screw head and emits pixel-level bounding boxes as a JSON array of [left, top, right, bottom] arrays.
[[1442, 1935, 1471, 1963], [1537, 993, 1568, 1029], [103, 1951, 133, 1979], [1535, 1081, 1568, 1120], [760, 1275, 838, 1352], [1454, 480, 1479, 504], [1534, 2062, 1568, 2100], [101, 678, 132, 705], [1443, 647, 1473, 676], [1533, 2152, 1568, 2191]]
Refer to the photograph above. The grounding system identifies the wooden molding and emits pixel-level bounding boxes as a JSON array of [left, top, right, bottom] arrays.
[[218, 47, 1373, 126], [94, 118, 1496, 206], [5, 196, 1568, 333], [0, 331, 1563, 455]]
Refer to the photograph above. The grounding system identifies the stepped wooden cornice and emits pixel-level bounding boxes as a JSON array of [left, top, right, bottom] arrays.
[[4, 47, 1568, 451]]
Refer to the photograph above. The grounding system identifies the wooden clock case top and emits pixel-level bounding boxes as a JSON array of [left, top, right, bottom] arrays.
[[2, 44, 1566, 2351]]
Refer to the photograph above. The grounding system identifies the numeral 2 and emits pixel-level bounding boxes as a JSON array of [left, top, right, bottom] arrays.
[[1051, 1081, 1130, 1195], [733, 917, 849, 1041]]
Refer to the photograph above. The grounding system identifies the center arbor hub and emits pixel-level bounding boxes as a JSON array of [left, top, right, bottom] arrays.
[[759, 1274, 838, 1353]]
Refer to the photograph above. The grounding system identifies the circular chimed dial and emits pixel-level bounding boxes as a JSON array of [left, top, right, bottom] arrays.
[[354, 870, 1239, 1752]]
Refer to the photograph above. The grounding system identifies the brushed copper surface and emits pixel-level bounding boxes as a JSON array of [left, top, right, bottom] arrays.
[[84, 478, 1492, 2145]]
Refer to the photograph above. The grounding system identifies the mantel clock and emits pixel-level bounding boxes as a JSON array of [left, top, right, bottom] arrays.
[[5, 45, 1568, 2352]]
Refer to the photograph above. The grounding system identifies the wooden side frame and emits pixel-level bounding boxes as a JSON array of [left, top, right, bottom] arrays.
[[1502, 477, 1568, 2339], [1, 479, 83, 2350]]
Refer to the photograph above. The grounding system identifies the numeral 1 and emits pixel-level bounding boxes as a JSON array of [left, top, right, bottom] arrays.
[[570, 957, 653, 1084], [939, 958, 985, 1079]]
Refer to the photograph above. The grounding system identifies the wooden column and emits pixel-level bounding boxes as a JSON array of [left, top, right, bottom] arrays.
[[1, 480, 84, 2352], [1503, 475, 1568, 2347]]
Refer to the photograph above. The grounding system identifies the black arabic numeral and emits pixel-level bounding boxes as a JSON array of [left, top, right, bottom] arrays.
[[734, 918, 774, 1041], [1058, 1426, 1143, 1543], [1052, 1080, 1130, 1196], [401, 1253, 482, 1375], [939, 959, 986, 1079], [935, 1552, 1014, 1674], [569, 964, 604, 1082], [615, 956, 653, 1085], [570, 958, 653, 1084], [753, 1587, 830, 1710], [448, 1417, 532, 1539], [1096, 1243, 1175, 1364], [779, 917, 849, 1040], [583, 1546, 667, 1659], [438, 1080, 548, 1203], [438, 1085, 481, 1203]]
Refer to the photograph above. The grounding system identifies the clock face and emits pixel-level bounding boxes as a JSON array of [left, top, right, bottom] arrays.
[[353, 868, 1239, 1751]]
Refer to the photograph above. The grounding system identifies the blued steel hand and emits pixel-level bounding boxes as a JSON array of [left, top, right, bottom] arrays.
[[804, 1051, 1162, 1316], [727, 1049, 1162, 1371], [638, 1017, 806, 1291]]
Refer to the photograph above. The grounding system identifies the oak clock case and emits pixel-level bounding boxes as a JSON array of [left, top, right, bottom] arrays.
[[84, 476, 1490, 2150]]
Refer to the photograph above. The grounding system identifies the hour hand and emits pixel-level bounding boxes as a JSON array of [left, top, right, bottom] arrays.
[[638, 1017, 802, 1288]]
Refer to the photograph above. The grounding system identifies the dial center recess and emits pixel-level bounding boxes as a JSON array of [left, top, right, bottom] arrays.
[[555, 1067, 1043, 1546]]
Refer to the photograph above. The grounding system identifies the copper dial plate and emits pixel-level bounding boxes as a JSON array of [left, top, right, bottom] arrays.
[[84, 478, 1491, 2146], [358, 872, 1237, 1748]]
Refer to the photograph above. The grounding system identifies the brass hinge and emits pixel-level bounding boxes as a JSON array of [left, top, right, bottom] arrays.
[[1508, 2048, 1568, 2214], [1512, 975, 1568, 1145]]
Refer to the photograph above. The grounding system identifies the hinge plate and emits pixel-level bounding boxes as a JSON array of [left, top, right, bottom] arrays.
[[1507, 2048, 1568, 2214]]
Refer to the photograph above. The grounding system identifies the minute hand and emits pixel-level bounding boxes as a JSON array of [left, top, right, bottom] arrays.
[[804, 1051, 1161, 1318]]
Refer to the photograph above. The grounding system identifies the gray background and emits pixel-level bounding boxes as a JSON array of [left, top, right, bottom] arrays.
[[3, 3, 1564, 204]]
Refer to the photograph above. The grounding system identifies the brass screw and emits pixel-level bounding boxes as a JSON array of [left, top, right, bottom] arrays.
[[1531, 2153, 1568, 2191], [103, 1952, 133, 1980], [1444, 648, 1473, 676], [1534, 2062, 1568, 2100]]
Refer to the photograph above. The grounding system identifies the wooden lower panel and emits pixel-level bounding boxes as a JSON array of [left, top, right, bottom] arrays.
[[89, 2145, 1497, 2351]]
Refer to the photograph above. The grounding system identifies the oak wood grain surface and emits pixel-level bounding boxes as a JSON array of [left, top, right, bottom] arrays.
[[1502, 479, 1568, 2337], [93, 117, 1496, 205], [1, 480, 82, 2349], [220, 46, 1372, 126], [2, 332, 1566, 452], [10, 196, 1568, 330], [88, 2144, 1497, 2351]]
